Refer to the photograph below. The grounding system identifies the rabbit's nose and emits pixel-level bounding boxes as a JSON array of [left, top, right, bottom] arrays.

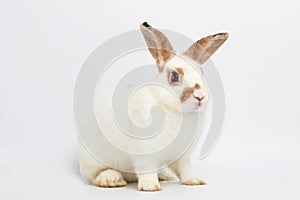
[[194, 95, 205, 105]]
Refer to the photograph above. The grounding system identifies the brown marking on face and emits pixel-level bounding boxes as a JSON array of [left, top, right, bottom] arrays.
[[167, 68, 184, 86], [194, 83, 200, 89], [180, 87, 194, 102], [175, 67, 184, 76]]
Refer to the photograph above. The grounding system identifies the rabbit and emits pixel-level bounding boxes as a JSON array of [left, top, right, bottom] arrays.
[[78, 22, 228, 191]]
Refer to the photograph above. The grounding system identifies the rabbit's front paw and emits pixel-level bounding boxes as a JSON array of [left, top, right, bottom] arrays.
[[94, 169, 127, 187], [138, 180, 161, 192], [138, 173, 161, 192]]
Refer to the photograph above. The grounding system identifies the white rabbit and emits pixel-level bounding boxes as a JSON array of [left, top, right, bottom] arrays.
[[78, 22, 228, 191]]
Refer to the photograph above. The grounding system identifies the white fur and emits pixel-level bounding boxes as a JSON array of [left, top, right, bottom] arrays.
[[79, 55, 209, 191]]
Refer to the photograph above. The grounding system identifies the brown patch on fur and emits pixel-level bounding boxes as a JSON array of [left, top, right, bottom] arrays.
[[180, 87, 194, 102], [194, 83, 200, 89], [175, 67, 184, 76], [184, 32, 228, 64]]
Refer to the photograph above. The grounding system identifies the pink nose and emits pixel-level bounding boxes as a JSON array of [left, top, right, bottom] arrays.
[[194, 95, 205, 106]]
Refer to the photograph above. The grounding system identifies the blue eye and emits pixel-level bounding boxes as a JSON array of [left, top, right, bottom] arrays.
[[171, 71, 179, 82]]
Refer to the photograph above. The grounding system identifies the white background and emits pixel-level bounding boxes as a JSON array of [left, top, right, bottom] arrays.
[[1, 0, 299, 199]]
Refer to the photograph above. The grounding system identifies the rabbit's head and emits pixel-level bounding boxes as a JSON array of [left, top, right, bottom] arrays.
[[140, 22, 228, 113]]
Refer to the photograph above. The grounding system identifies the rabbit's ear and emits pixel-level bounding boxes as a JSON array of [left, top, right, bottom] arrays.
[[140, 22, 175, 73], [184, 33, 229, 64]]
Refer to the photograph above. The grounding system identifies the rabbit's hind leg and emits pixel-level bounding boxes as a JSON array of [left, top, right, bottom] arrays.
[[78, 143, 126, 187], [93, 169, 127, 187], [170, 158, 206, 185]]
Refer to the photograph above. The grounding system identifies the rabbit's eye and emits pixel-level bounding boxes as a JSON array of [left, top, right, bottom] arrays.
[[171, 71, 179, 82]]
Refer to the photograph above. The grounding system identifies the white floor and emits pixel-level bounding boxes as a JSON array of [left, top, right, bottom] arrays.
[[1, 128, 299, 200]]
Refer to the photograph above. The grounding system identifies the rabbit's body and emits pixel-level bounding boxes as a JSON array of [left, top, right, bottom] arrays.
[[78, 22, 228, 191]]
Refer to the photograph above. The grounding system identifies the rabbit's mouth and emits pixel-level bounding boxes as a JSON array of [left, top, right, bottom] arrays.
[[193, 95, 205, 107]]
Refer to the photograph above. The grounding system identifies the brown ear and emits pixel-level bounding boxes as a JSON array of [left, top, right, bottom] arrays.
[[140, 22, 175, 72], [184, 33, 229, 64]]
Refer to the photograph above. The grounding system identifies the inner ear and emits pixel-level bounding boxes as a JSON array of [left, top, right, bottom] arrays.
[[140, 22, 175, 73], [184, 32, 229, 64]]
